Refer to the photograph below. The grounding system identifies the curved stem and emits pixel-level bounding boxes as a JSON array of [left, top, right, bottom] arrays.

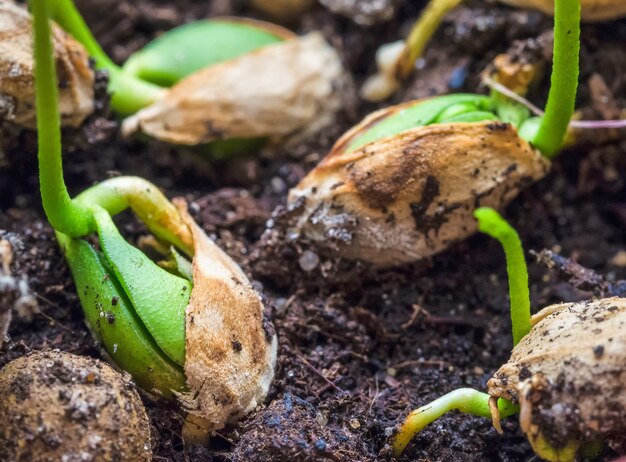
[[47, 0, 165, 114], [474, 208, 531, 346], [396, 0, 464, 79], [33, 0, 93, 237], [533, 0, 580, 158], [75, 176, 194, 257], [392, 388, 518, 456]]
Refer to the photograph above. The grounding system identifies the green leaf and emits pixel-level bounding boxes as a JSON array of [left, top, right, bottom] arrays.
[[93, 208, 191, 366], [122, 20, 286, 87], [492, 93, 530, 127], [345, 94, 493, 154], [57, 232, 186, 396], [437, 110, 499, 123], [434, 101, 481, 122], [170, 247, 193, 281]]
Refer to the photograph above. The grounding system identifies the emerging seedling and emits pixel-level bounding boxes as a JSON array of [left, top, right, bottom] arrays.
[[46, 0, 346, 146], [392, 208, 626, 462], [475, 207, 531, 345], [31, 0, 277, 435], [288, 0, 578, 267], [362, 0, 626, 100], [0, 0, 94, 128]]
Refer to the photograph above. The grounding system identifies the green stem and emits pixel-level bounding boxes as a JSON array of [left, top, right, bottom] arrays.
[[75, 176, 195, 257], [47, 0, 115, 70], [33, 0, 93, 237], [392, 388, 518, 456], [47, 0, 165, 114], [474, 208, 531, 346], [397, 0, 464, 78], [533, 0, 580, 158]]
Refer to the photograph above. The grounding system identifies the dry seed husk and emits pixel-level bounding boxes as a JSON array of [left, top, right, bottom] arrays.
[[175, 200, 277, 431], [0, 1, 94, 129], [499, 0, 626, 21], [488, 297, 626, 450], [122, 32, 346, 145], [288, 112, 549, 267], [0, 350, 151, 462]]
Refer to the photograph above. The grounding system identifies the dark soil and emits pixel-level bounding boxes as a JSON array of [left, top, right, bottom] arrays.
[[1, 1, 626, 461]]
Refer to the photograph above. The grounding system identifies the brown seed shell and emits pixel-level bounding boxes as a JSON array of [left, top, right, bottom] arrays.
[[499, 0, 626, 21], [176, 200, 277, 431], [288, 119, 549, 266], [0, 1, 94, 128], [122, 32, 346, 145], [487, 297, 626, 446], [0, 350, 151, 462]]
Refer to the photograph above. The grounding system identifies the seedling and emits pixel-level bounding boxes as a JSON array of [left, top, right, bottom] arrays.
[[32, 0, 277, 434], [475, 207, 530, 345], [362, 0, 626, 100], [288, 0, 577, 266], [391, 208, 626, 461], [45, 0, 345, 146]]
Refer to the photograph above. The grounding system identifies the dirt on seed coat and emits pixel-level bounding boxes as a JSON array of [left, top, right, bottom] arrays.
[[290, 116, 548, 266], [488, 297, 626, 453]]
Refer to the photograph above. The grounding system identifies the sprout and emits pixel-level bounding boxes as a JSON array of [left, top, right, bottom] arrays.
[[32, 0, 277, 434], [475, 207, 530, 345], [120, 19, 289, 88], [362, 0, 626, 101], [391, 209, 626, 461], [392, 388, 519, 456], [46, 0, 346, 146], [360, 0, 462, 101], [288, 0, 578, 266]]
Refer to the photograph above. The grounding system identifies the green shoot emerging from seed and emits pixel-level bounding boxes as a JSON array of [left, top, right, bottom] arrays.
[[475, 207, 531, 345], [362, 0, 580, 159], [392, 388, 519, 456], [391, 207, 530, 456], [33, 0, 192, 394], [46, 0, 287, 114]]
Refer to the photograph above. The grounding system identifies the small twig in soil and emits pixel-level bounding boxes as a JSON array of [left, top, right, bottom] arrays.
[[369, 375, 380, 415], [390, 359, 448, 370], [422, 313, 482, 328], [533, 248, 626, 297], [33, 293, 72, 332], [293, 350, 345, 394], [400, 303, 426, 330]]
